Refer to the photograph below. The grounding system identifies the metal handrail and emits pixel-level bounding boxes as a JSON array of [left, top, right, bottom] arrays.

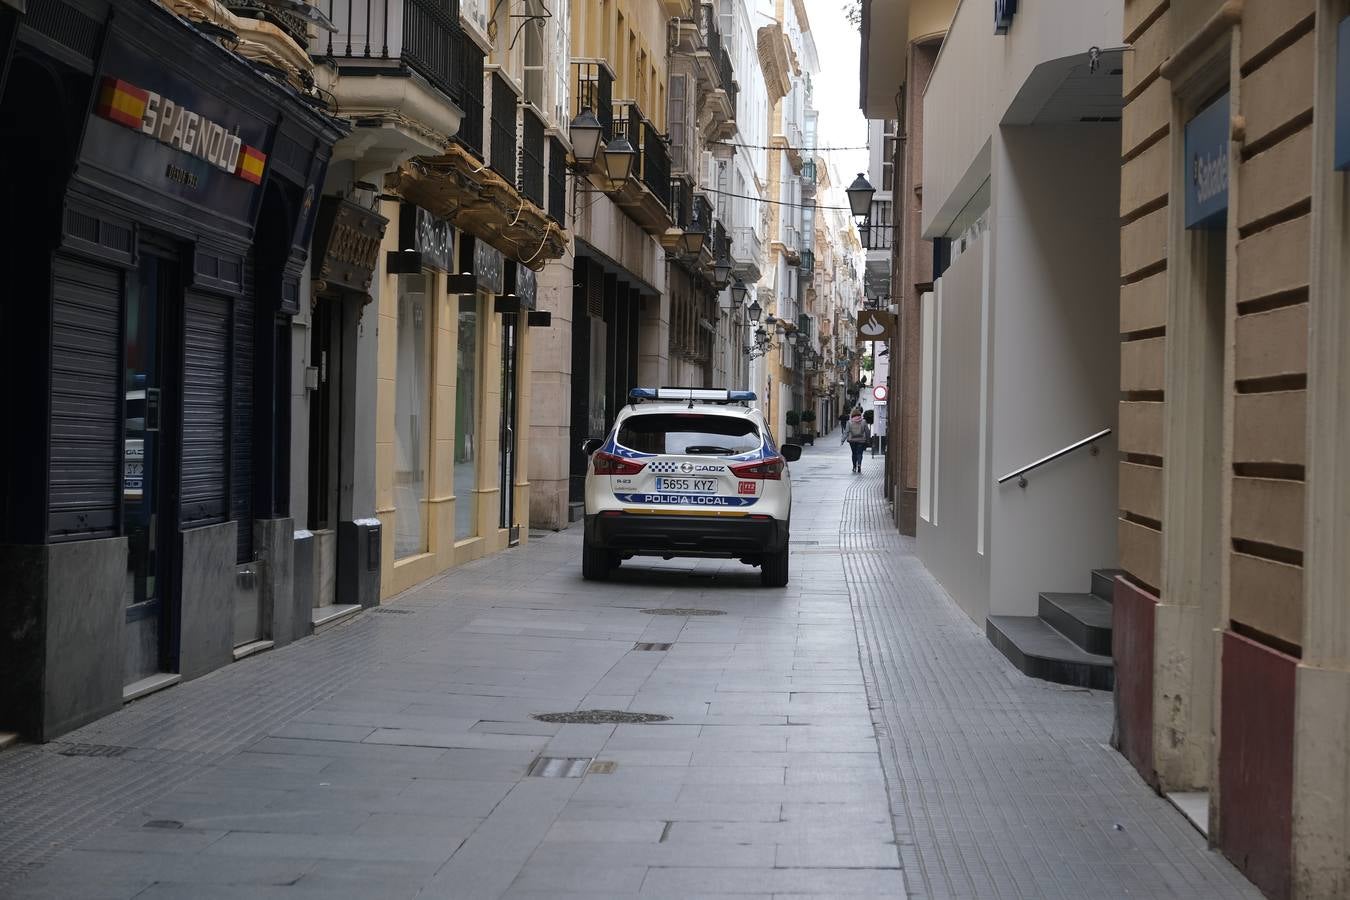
[[996, 428, 1112, 487]]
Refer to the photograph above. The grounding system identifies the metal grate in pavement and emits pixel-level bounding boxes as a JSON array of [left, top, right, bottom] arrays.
[[531, 710, 672, 724], [56, 744, 126, 758], [633, 642, 672, 651], [640, 608, 725, 616]]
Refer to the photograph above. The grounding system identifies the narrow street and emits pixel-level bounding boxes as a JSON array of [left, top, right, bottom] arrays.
[[0, 441, 1258, 899]]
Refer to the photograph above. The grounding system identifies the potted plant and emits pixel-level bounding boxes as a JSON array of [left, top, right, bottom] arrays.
[[785, 409, 800, 441]]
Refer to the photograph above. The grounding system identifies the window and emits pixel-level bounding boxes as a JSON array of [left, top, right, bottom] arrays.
[[524, 17, 544, 108], [881, 119, 897, 192], [455, 295, 481, 540], [617, 414, 761, 456], [394, 274, 434, 559]]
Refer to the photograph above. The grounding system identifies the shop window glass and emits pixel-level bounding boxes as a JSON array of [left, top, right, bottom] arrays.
[[394, 274, 433, 559], [455, 296, 481, 539]]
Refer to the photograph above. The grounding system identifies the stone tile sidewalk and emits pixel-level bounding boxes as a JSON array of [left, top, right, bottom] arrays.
[[0, 442, 1258, 899]]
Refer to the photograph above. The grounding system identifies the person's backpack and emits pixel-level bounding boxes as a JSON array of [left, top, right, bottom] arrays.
[[848, 418, 867, 440]]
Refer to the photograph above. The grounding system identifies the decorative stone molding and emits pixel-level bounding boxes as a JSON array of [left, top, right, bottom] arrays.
[[162, 0, 313, 87]]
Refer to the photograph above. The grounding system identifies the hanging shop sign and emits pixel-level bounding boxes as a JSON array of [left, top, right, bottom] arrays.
[[399, 203, 455, 272], [857, 309, 896, 341], [503, 260, 538, 310], [311, 196, 388, 295], [1336, 17, 1350, 170], [1184, 92, 1230, 229], [475, 238, 504, 294], [994, 0, 1017, 34]]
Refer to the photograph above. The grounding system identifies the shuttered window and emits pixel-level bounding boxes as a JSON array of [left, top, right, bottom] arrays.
[[181, 291, 230, 526], [668, 74, 687, 172], [231, 286, 254, 561], [48, 258, 121, 539]]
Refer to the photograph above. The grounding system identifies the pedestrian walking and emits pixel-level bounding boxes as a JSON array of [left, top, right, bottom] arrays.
[[838, 410, 850, 444], [845, 406, 871, 473]]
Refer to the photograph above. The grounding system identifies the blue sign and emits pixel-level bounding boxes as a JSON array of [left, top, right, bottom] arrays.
[[1337, 17, 1350, 170], [1184, 92, 1230, 229], [994, 0, 1017, 34]]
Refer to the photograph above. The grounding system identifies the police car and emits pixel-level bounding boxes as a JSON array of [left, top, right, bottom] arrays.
[[581, 388, 801, 586]]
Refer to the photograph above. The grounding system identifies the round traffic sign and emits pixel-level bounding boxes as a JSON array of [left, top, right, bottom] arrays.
[[873, 385, 888, 402]]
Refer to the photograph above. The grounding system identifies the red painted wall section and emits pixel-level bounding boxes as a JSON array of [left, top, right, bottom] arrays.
[[1219, 630, 1296, 900], [1112, 576, 1157, 784]]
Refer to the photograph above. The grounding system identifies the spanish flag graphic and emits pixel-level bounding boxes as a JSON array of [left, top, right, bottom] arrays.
[[235, 144, 267, 185], [96, 78, 148, 130]]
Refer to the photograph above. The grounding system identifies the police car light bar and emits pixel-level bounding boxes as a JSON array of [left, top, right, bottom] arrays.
[[628, 388, 758, 403]]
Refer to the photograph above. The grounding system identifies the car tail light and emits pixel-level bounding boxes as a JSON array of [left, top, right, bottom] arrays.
[[593, 450, 646, 476], [729, 457, 784, 480]]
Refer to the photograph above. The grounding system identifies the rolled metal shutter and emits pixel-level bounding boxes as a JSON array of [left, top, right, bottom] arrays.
[[181, 291, 230, 527], [48, 258, 121, 540]]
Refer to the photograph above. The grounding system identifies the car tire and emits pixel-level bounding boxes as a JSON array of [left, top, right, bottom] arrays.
[[761, 547, 789, 587], [582, 537, 611, 581]]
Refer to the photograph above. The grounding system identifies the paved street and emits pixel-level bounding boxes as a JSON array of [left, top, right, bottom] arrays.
[[0, 441, 1258, 899]]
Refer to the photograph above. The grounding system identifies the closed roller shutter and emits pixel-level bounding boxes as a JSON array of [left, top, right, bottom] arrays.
[[231, 283, 254, 562], [49, 258, 122, 539], [181, 291, 230, 527]]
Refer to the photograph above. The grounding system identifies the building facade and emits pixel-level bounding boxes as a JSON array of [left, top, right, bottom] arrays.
[[1113, 1, 1350, 896], [0, 0, 343, 737]]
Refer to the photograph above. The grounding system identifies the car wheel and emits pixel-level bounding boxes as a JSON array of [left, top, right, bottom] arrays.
[[760, 547, 789, 587], [582, 537, 611, 581]]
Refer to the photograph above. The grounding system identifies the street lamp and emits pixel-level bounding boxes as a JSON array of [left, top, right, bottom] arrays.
[[603, 134, 637, 184], [744, 293, 759, 321], [713, 255, 732, 286], [846, 173, 875, 224], [680, 223, 707, 256], [787, 330, 799, 347], [568, 108, 603, 168]]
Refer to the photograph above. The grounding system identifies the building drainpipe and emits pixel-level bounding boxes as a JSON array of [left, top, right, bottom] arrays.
[[888, 84, 908, 526]]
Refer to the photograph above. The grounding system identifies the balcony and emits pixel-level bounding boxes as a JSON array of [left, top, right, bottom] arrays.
[[672, 4, 737, 143], [547, 135, 567, 223], [801, 159, 817, 195], [488, 71, 518, 181], [798, 248, 814, 274], [574, 60, 615, 143], [314, 0, 468, 154], [519, 106, 546, 209], [607, 99, 673, 235], [731, 225, 762, 283]]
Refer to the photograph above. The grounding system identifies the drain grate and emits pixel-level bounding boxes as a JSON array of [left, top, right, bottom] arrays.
[[531, 710, 672, 725], [633, 642, 672, 651], [789, 540, 820, 546], [56, 744, 127, 758], [142, 820, 183, 830], [587, 760, 618, 774], [641, 608, 725, 616], [371, 607, 414, 614], [527, 756, 593, 778]]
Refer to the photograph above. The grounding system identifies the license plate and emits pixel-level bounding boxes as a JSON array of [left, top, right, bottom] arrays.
[[656, 477, 717, 493]]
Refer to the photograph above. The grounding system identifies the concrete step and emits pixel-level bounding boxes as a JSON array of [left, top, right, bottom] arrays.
[[1091, 568, 1126, 602], [986, 615, 1114, 691], [1039, 592, 1113, 656]]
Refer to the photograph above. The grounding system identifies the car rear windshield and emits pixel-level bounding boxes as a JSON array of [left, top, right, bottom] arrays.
[[617, 413, 761, 456]]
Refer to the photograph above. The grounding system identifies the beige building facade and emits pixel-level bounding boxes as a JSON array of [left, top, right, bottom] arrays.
[[1113, 1, 1350, 896]]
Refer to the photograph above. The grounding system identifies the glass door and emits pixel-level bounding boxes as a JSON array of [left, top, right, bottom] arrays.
[[499, 313, 518, 542], [123, 253, 178, 686]]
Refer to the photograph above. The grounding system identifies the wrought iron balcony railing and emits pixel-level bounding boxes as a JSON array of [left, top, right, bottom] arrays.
[[798, 248, 814, 273], [669, 177, 692, 228], [519, 105, 546, 208], [613, 100, 671, 209], [451, 28, 485, 157], [232, 0, 309, 46], [574, 60, 615, 142], [716, 46, 737, 111], [699, 2, 723, 62], [547, 136, 567, 222], [320, 0, 466, 108], [690, 192, 713, 236], [489, 71, 518, 180]]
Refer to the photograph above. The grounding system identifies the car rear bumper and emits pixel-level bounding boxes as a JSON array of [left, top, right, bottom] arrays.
[[585, 513, 788, 558]]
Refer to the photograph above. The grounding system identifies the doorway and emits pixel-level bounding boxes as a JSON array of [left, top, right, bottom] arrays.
[[307, 295, 345, 608], [499, 312, 519, 542], [123, 250, 181, 686]]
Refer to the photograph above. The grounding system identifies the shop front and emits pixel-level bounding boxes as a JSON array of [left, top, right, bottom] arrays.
[[0, 0, 340, 739]]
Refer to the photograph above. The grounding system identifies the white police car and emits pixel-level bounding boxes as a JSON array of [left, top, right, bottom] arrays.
[[581, 388, 802, 586]]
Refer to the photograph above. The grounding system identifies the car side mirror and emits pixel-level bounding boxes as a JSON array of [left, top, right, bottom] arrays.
[[582, 438, 603, 456], [781, 444, 802, 462]]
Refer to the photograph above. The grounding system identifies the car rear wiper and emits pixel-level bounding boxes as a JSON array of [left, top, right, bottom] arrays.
[[684, 445, 733, 455]]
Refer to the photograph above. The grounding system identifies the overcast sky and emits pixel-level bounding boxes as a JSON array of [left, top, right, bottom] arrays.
[[804, 0, 869, 206]]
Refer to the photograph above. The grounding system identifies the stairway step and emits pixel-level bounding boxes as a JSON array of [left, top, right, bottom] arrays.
[[1091, 568, 1126, 601], [986, 615, 1114, 691], [1039, 592, 1113, 656]]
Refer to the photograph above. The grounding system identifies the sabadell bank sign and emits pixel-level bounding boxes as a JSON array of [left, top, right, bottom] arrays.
[[95, 76, 267, 185], [1184, 92, 1229, 229]]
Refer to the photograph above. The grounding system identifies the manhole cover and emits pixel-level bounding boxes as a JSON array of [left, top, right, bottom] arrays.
[[633, 642, 672, 651], [640, 608, 725, 616], [57, 744, 127, 758], [527, 756, 592, 778], [531, 710, 672, 724]]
